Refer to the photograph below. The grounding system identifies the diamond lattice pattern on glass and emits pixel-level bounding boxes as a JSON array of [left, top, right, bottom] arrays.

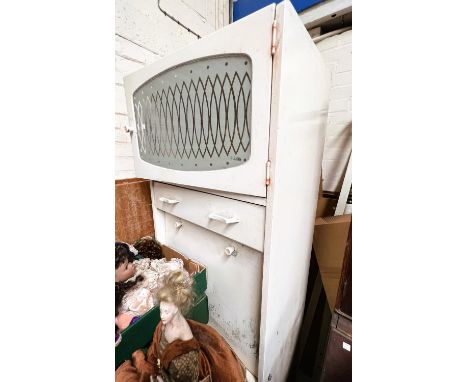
[[133, 54, 252, 171]]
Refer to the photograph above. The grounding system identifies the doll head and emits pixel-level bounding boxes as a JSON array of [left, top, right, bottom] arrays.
[[115, 241, 136, 282], [133, 236, 163, 260], [156, 269, 194, 321], [159, 300, 179, 326], [115, 275, 144, 317]]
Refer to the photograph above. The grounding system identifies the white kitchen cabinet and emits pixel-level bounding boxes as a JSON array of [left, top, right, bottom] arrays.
[[123, 2, 330, 380]]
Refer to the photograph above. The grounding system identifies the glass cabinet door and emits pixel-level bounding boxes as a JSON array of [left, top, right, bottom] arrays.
[[124, 5, 275, 197]]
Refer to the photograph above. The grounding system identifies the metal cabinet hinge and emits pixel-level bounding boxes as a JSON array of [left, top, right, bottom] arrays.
[[271, 19, 278, 55], [266, 160, 271, 186]]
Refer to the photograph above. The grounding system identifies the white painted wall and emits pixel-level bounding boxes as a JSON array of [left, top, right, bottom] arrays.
[[115, 0, 229, 179], [316, 30, 352, 192]]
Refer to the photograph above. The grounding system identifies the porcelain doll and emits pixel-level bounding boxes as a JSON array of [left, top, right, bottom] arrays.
[[115, 241, 138, 282], [115, 242, 147, 333], [115, 269, 246, 382], [115, 241, 185, 329], [133, 236, 163, 260]]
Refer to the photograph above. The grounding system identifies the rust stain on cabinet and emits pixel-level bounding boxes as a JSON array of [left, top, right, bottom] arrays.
[[115, 178, 155, 243]]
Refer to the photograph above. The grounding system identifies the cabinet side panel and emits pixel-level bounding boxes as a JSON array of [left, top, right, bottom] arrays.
[[258, 2, 331, 381]]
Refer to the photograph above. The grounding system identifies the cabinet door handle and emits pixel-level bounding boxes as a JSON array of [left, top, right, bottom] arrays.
[[208, 212, 239, 224], [224, 246, 238, 257], [159, 197, 180, 205]]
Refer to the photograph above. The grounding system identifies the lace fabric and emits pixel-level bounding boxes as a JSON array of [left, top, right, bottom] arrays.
[[121, 287, 154, 316], [120, 258, 185, 316], [133, 258, 184, 291]]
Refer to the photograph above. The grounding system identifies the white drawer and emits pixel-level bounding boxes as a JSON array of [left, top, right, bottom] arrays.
[[164, 214, 262, 375], [153, 182, 265, 252]]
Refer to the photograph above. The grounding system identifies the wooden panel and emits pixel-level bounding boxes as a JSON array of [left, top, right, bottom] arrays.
[[335, 223, 351, 317], [153, 182, 266, 252], [115, 178, 155, 243], [335, 313, 351, 338], [320, 315, 352, 382]]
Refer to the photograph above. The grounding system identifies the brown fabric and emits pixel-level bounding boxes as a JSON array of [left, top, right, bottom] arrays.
[[132, 350, 156, 376], [157, 331, 199, 382], [160, 337, 199, 370], [115, 350, 155, 382], [149, 320, 244, 382], [188, 320, 245, 382], [150, 322, 208, 380], [115, 359, 151, 382], [117, 320, 245, 382], [160, 350, 199, 382]]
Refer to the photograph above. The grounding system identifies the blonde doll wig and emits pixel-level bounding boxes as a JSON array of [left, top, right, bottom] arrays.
[[156, 269, 194, 315]]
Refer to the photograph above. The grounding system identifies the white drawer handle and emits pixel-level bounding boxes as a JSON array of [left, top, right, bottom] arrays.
[[159, 197, 180, 205], [208, 212, 239, 224]]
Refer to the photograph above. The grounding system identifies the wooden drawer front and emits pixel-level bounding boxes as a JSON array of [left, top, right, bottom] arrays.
[[165, 214, 262, 376], [154, 182, 265, 252], [320, 327, 352, 382]]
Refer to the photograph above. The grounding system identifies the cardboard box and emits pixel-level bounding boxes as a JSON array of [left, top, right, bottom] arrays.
[[315, 196, 338, 218], [315, 175, 338, 218], [313, 215, 351, 309]]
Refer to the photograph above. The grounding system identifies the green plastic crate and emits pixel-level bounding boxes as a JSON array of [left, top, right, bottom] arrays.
[[115, 245, 208, 368]]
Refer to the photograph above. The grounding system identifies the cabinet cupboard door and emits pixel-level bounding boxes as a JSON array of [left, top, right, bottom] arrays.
[[124, 5, 275, 197], [164, 214, 263, 375]]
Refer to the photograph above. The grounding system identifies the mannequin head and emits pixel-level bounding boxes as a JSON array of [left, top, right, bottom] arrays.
[[115, 242, 136, 282], [156, 269, 194, 319]]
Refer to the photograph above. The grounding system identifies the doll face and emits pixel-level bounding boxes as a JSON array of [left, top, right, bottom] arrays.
[[115, 259, 135, 282], [160, 301, 178, 325]]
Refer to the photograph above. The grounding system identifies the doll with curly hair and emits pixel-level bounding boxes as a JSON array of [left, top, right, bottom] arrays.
[[116, 269, 246, 382], [115, 240, 185, 333], [133, 236, 163, 260], [115, 241, 148, 334]]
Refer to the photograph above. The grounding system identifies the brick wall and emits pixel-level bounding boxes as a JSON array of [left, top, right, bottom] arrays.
[[316, 30, 352, 193], [115, 1, 230, 241], [115, 0, 229, 180]]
